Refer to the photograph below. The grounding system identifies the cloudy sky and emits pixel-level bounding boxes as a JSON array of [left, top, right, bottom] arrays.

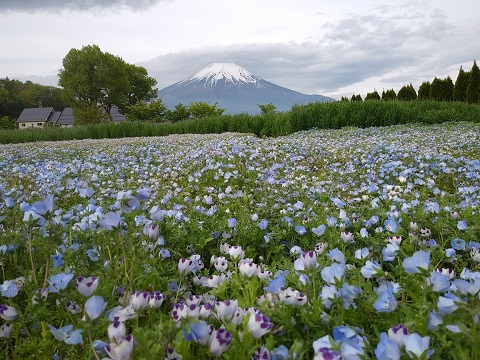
[[0, 0, 479, 99]]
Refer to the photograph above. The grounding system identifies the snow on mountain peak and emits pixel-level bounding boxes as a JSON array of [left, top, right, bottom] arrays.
[[184, 62, 261, 87]]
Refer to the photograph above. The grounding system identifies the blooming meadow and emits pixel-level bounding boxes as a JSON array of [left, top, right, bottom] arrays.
[[0, 122, 479, 359]]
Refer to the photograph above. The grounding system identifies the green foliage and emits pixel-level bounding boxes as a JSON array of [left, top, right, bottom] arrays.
[[73, 105, 109, 125], [188, 102, 225, 118], [167, 103, 191, 123], [0, 78, 66, 120], [418, 81, 431, 100], [351, 94, 363, 102], [258, 103, 277, 114], [466, 60, 480, 104], [126, 99, 168, 122], [453, 66, 470, 102], [397, 84, 417, 101], [58, 44, 157, 119], [340, 96, 350, 102], [381, 89, 396, 101], [0, 116, 16, 129], [0, 101, 479, 144], [365, 90, 380, 101], [430, 77, 454, 101]]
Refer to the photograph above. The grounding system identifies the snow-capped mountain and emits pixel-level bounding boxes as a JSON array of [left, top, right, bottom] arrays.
[[157, 63, 335, 114]]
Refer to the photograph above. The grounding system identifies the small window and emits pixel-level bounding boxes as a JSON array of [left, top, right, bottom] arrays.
[[21, 123, 25, 127], [37, 122, 43, 126]]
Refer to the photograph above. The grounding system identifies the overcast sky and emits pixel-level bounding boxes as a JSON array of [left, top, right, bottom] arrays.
[[0, 0, 479, 99]]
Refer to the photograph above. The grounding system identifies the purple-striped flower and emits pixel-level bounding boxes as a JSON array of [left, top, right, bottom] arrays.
[[74, 276, 99, 297], [247, 311, 272, 338], [209, 328, 232, 356], [0, 304, 17, 321]]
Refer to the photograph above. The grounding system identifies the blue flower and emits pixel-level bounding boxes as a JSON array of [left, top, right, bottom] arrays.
[[258, 219, 268, 230], [48, 272, 74, 293], [0, 281, 18, 298], [311, 224, 326, 236], [437, 292, 462, 315], [428, 271, 450, 292], [295, 225, 306, 235], [264, 274, 285, 294], [451, 238, 465, 250], [271, 345, 289, 360], [403, 250, 430, 274], [457, 220, 467, 230], [47, 324, 83, 345], [183, 320, 210, 345], [403, 333, 433, 359], [97, 211, 122, 230], [321, 263, 345, 285], [374, 333, 400, 360], [227, 218, 237, 228], [51, 253, 65, 269], [85, 295, 107, 321], [384, 217, 398, 233], [5, 197, 14, 208], [374, 282, 398, 313]]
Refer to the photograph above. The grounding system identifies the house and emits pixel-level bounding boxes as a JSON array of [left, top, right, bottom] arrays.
[[16, 107, 61, 129], [17, 106, 126, 129]]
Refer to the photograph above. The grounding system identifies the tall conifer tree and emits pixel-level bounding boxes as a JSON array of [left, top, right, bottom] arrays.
[[466, 60, 480, 104]]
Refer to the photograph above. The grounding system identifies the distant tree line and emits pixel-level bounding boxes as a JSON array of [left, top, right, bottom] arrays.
[[342, 60, 480, 104], [0, 78, 66, 129]]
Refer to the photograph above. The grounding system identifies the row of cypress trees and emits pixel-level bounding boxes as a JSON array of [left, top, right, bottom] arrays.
[[345, 60, 480, 104]]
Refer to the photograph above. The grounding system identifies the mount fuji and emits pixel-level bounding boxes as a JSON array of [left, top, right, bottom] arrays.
[[157, 63, 335, 114]]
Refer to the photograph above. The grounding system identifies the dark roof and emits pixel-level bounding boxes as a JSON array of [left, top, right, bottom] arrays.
[[17, 107, 54, 123], [110, 107, 126, 123], [47, 111, 61, 124], [57, 107, 75, 126]]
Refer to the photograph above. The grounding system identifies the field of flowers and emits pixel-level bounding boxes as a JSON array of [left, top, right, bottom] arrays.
[[0, 122, 479, 359]]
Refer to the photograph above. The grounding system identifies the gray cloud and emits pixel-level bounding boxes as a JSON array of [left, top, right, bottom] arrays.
[[140, 2, 475, 98], [0, 0, 165, 12]]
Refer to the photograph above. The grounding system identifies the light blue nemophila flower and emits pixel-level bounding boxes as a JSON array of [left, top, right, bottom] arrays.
[[271, 345, 289, 360], [384, 217, 398, 233], [0, 304, 17, 321], [0, 323, 12, 338], [227, 217, 237, 228], [85, 295, 107, 321], [312, 224, 326, 236], [437, 292, 463, 315], [183, 320, 211, 345], [457, 220, 468, 230], [51, 253, 65, 269], [48, 272, 75, 293], [402, 250, 430, 274], [374, 282, 398, 313], [264, 274, 285, 294], [0, 280, 18, 298], [321, 263, 345, 285], [402, 333, 433, 359], [428, 271, 451, 293], [450, 238, 466, 250], [295, 225, 306, 235], [97, 211, 122, 230], [258, 219, 268, 230], [360, 260, 382, 278], [47, 324, 83, 345], [374, 332, 401, 360]]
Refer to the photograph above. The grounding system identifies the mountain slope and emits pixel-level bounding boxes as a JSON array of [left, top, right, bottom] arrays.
[[157, 63, 335, 114]]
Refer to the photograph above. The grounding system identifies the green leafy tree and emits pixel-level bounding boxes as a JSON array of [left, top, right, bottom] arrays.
[[397, 84, 417, 101], [430, 77, 454, 101], [258, 103, 277, 114], [340, 96, 349, 102], [453, 66, 470, 102], [0, 116, 16, 129], [365, 90, 380, 100], [58, 45, 157, 123], [188, 102, 225, 118], [417, 81, 431, 100], [381, 89, 396, 101], [350, 94, 363, 102], [167, 103, 191, 123], [466, 60, 480, 104], [126, 99, 168, 122], [73, 105, 109, 125]]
